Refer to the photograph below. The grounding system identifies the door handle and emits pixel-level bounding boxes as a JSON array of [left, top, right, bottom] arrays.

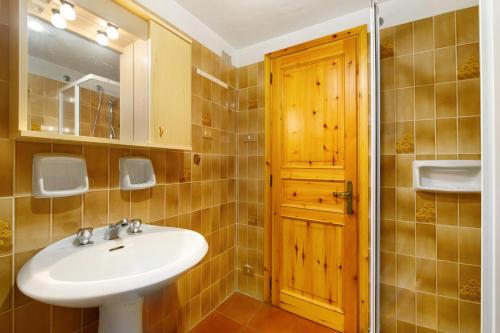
[[333, 180, 353, 215]]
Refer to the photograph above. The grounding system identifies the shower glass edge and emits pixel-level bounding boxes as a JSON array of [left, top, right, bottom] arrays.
[[369, 1, 381, 332]]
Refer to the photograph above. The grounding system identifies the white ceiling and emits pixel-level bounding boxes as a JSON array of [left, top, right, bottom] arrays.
[[173, 0, 372, 48]]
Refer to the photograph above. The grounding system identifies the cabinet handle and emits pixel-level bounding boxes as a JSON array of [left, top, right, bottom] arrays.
[[159, 126, 165, 138]]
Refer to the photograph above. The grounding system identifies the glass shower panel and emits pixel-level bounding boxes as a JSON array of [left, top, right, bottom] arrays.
[[375, 2, 482, 332]]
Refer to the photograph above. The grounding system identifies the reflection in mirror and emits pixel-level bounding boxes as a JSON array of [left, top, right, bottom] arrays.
[[26, 0, 142, 140]]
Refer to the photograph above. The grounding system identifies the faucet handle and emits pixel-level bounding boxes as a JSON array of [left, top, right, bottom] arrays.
[[110, 218, 129, 228], [75, 227, 94, 246], [128, 219, 142, 235]]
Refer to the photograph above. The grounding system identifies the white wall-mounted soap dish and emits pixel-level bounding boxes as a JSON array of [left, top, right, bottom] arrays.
[[119, 157, 156, 190], [32, 154, 89, 198], [413, 160, 481, 193]]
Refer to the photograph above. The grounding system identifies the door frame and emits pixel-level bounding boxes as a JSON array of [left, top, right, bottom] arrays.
[[263, 25, 369, 332]]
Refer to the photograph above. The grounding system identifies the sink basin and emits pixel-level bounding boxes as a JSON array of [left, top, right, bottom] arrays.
[[17, 224, 208, 333]]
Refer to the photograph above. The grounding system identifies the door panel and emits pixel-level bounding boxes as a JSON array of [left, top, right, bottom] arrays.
[[270, 34, 360, 332]]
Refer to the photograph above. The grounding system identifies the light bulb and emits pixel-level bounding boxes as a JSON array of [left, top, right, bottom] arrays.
[[96, 30, 108, 46], [51, 9, 67, 29], [106, 23, 119, 40], [60, 1, 76, 21], [28, 19, 43, 32]]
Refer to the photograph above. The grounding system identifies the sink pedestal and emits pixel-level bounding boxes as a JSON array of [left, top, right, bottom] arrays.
[[98, 297, 144, 333]]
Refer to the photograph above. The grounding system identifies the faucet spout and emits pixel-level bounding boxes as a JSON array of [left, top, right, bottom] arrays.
[[104, 218, 129, 240]]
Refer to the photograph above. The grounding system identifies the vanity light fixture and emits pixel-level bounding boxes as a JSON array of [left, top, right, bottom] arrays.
[[50, 9, 67, 29], [106, 23, 119, 40], [28, 19, 43, 32], [60, 0, 76, 21], [96, 30, 108, 46]]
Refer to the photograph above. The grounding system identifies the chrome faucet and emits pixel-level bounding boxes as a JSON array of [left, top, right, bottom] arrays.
[[104, 218, 130, 240]]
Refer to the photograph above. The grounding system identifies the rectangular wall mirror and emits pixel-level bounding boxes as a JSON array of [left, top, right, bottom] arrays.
[[25, 0, 148, 141]]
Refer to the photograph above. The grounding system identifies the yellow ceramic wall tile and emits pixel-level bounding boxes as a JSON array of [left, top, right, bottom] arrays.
[[459, 193, 481, 227], [396, 121, 414, 154], [413, 18, 434, 52], [14, 301, 50, 332], [437, 192, 458, 225], [109, 189, 130, 222], [15, 141, 51, 195], [415, 120, 435, 155], [436, 118, 457, 154], [14, 197, 50, 253], [52, 306, 82, 333], [434, 12, 456, 48], [414, 50, 435, 85], [395, 23, 414, 56], [456, 7, 479, 44], [435, 47, 457, 83], [459, 300, 480, 332], [414, 85, 435, 120], [0, 139, 12, 197], [397, 221, 415, 255], [437, 225, 458, 261], [435, 82, 457, 118], [381, 90, 396, 123], [416, 258, 436, 293], [395, 55, 415, 88], [52, 196, 82, 242], [415, 223, 436, 259], [459, 264, 480, 302], [458, 116, 480, 154], [381, 220, 396, 252], [416, 292, 437, 329], [381, 58, 395, 91], [457, 79, 480, 116], [149, 185, 165, 223], [416, 192, 436, 223], [381, 155, 396, 187], [0, 255, 12, 312], [83, 191, 108, 228], [396, 88, 414, 121], [457, 43, 480, 80], [459, 227, 481, 265], [396, 154, 414, 188], [397, 288, 416, 324], [84, 145, 108, 189], [437, 296, 458, 332], [381, 188, 396, 219], [437, 260, 459, 297]]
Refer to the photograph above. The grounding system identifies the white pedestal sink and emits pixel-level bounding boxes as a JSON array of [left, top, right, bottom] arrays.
[[17, 225, 208, 333]]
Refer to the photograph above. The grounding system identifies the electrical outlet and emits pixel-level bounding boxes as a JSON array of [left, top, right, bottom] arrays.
[[242, 264, 255, 277]]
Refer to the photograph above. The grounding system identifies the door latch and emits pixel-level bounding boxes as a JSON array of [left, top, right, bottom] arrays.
[[333, 180, 353, 214]]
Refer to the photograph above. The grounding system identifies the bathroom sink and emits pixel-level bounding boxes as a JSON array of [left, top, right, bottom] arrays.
[[17, 224, 208, 333]]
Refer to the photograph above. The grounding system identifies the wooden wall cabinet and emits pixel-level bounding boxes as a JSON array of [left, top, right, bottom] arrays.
[[149, 21, 192, 149], [9, 0, 193, 151]]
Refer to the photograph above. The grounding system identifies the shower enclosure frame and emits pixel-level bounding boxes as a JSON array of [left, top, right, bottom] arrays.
[[58, 74, 119, 136]]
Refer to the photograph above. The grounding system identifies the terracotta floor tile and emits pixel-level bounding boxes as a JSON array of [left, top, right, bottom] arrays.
[[247, 304, 297, 333], [190, 312, 242, 333], [216, 293, 264, 325], [290, 315, 340, 333], [239, 327, 260, 333]]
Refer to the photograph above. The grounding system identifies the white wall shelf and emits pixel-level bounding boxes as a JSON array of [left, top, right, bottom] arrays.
[[32, 154, 89, 198], [119, 157, 156, 190], [413, 160, 481, 193]]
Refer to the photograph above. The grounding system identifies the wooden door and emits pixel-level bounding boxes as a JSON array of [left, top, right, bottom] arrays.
[[268, 33, 361, 332]]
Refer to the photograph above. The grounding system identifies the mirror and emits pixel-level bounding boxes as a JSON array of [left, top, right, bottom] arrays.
[[26, 0, 147, 141]]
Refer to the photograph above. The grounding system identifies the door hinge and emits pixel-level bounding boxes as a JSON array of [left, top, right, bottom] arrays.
[[270, 174, 273, 187], [270, 73, 273, 84]]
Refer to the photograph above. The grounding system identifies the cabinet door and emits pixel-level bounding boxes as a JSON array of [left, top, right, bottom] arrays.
[[149, 21, 192, 148]]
